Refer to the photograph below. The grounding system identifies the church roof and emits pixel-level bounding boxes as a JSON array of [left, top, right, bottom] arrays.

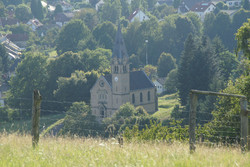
[[112, 25, 128, 60], [104, 71, 155, 91]]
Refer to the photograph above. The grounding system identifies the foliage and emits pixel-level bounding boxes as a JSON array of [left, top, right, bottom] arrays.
[[56, 19, 90, 54], [204, 75, 250, 143], [92, 21, 116, 50], [6, 52, 48, 118], [15, 4, 32, 22], [61, 102, 103, 137], [123, 120, 189, 142], [54, 70, 99, 103], [0, 44, 10, 73], [31, 0, 44, 20], [165, 69, 178, 94], [54, 4, 63, 16], [236, 19, 250, 59], [143, 65, 157, 80], [74, 8, 98, 30], [99, 0, 121, 24], [157, 52, 176, 77]]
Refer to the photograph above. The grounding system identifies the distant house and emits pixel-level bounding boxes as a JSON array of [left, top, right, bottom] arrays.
[[0, 17, 19, 27], [225, 0, 242, 8], [0, 35, 23, 60], [95, 0, 105, 11], [41, 0, 56, 12], [128, 9, 149, 22], [190, 2, 216, 20], [153, 77, 166, 94], [58, 1, 73, 12], [27, 19, 43, 31], [54, 12, 74, 27], [6, 33, 29, 49]]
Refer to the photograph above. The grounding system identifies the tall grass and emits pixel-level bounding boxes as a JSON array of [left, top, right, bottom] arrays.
[[0, 133, 249, 167]]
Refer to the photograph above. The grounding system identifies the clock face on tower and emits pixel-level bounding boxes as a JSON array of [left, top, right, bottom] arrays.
[[114, 76, 118, 82]]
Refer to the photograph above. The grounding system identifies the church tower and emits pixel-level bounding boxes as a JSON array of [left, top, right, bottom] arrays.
[[111, 25, 130, 110]]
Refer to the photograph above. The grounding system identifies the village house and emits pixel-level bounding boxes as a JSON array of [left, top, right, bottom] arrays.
[[190, 2, 216, 20], [6, 33, 29, 49], [54, 12, 74, 27], [27, 19, 43, 31], [128, 9, 149, 23], [153, 77, 166, 94], [225, 0, 242, 8], [90, 26, 158, 120]]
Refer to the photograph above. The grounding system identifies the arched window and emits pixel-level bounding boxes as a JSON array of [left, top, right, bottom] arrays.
[[123, 65, 127, 72], [132, 94, 135, 104], [148, 91, 150, 101], [100, 106, 105, 118], [140, 92, 143, 103]]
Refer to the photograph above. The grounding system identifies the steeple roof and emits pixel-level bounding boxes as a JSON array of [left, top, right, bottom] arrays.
[[112, 25, 128, 60]]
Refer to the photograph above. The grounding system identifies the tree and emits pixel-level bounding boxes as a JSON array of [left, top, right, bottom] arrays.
[[143, 65, 157, 80], [54, 70, 99, 103], [129, 54, 142, 70], [74, 8, 98, 30], [46, 51, 84, 98], [56, 19, 90, 54], [157, 52, 177, 77], [31, 0, 44, 20], [236, 19, 250, 59], [54, 4, 63, 16], [177, 34, 196, 105], [165, 69, 178, 94], [15, 4, 32, 22], [6, 53, 48, 117], [243, 0, 249, 10], [0, 44, 10, 73], [99, 0, 121, 24], [92, 21, 116, 50], [0, 1, 6, 17], [61, 102, 102, 137]]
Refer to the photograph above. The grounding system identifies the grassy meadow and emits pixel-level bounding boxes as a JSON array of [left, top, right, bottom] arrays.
[[153, 93, 180, 120], [0, 133, 249, 167]]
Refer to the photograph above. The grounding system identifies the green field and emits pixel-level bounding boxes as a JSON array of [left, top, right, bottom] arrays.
[[0, 114, 65, 134], [153, 93, 180, 120], [0, 134, 249, 167]]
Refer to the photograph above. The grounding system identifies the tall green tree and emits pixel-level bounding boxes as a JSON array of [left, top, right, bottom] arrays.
[[6, 53, 48, 117], [92, 21, 116, 50], [74, 8, 98, 30], [157, 52, 176, 77], [243, 0, 249, 10], [236, 19, 250, 59], [15, 4, 32, 22], [56, 19, 90, 54], [31, 0, 44, 20], [54, 70, 99, 103], [99, 0, 121, 24]]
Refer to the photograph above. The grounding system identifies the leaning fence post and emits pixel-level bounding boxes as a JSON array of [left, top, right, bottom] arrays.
[[189, 92, 198, 153], [240, 98, 248, 152], [31, 90, 42, 148]]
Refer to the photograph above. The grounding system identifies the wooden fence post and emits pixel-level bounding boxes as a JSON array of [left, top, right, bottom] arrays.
[[189, 92, 198, 153], [240, 98, 248, 152], [31, 90, 42, 148]]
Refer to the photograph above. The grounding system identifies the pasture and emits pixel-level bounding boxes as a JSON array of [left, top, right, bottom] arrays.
[[0, 133, 249, 167]]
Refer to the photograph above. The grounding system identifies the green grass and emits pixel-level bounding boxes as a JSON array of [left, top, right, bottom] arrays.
[[0, 114, 65, 134], [153, 93, 180, 120], [0, 134, 249, 167]]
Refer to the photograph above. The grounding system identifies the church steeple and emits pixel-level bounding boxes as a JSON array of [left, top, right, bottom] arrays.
[[112, 24, 129, 63]]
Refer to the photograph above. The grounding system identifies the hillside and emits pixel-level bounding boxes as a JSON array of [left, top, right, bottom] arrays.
[[0, 134, 249, 167]]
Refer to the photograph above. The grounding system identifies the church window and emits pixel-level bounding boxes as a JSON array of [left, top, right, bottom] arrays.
[[100, 106, 105, 118], [148, 91, 150, 101], [116, 98, 118, 104], [140, 92, 143, 102], [114, 66, 119, 73], [132, 94, 135, 104], [123, 65, 127, 72], [116, 86, 118, 92]]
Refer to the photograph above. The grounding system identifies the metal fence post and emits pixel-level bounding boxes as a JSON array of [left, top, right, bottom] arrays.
[[189, 92, 198, 153]]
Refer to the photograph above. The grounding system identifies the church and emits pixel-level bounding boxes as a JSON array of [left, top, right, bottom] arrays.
[[90, 26, 158, 119]]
